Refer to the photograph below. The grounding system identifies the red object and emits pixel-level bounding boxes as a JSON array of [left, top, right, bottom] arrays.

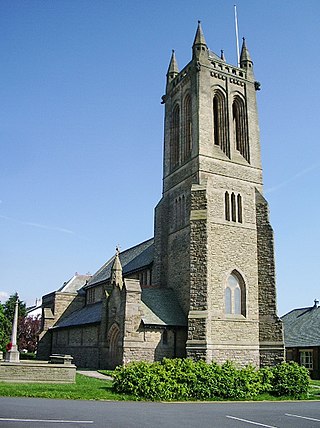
[[6, 342, 12, 351]]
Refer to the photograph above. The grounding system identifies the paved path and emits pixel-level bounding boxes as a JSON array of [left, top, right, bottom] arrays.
[[77, 370, 113, 380]]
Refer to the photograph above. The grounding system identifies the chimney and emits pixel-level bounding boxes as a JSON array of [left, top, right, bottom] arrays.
[[313, 299, 319, 308]]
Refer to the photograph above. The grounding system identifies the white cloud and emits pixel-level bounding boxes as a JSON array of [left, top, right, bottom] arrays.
[[0, 291, 9, 302], [265, 163, 320, 194], [0, 215, 74, 234]]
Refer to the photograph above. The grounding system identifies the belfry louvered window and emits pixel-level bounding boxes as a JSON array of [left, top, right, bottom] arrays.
[[233, 96, 250, 163], [170, 104, 180, 170], [213, 91, 230, 158], [183, 94, 192, 161]]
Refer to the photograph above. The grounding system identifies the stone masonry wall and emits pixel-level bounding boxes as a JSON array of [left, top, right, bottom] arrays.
[[186, 184, 208, 361], [256, 189, 284, 366], [51, 324, 100, 368]]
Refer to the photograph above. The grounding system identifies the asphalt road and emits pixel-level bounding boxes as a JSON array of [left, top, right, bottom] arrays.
[[0, 397, 320, 428]]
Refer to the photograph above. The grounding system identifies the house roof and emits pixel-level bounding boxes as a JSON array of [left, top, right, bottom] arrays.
[[141, 288, 187, 327], [281, 304, 320, 347], [53, 302, 102, 329], [87, 238, 154, 287]]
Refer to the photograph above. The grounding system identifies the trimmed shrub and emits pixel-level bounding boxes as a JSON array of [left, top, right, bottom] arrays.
[[112, 359, 310, 401], [270, 361, 310, 397], [19, 352, 36, 360]]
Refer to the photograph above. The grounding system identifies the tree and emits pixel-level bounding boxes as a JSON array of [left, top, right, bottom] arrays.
[[3, 292, 27, 324], [18, 315, 41, 352], [0, 304, 11, 352]]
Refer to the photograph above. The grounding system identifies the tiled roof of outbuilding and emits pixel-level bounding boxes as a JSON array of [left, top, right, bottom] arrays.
[[141, 288, 187, 327], [52, 302, 102, 329], [281, 304, 320, 347], [87, 238, 154, 287]]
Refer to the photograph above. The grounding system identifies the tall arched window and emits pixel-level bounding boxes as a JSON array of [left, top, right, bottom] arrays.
[[231, 192, 236, 222], [232, 96, 250, 163], [237, 194, 242, 223], [170, 104, 180, 170], [225, 271, 246, 316], [225, 191, 230, 221], [183, 94, 192, 161], [213, 91, 230, 158]]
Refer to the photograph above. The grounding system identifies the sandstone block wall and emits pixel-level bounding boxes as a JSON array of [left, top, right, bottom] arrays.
[[0, 361, 76, 383]]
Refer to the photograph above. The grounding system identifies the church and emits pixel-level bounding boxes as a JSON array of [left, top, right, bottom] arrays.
[[37, 23, 284, 369]]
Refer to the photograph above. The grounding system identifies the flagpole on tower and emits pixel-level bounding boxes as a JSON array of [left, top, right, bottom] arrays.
[[234, 5, 240, 67]]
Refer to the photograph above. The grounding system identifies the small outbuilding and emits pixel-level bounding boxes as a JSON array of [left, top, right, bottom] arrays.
[[282, 299, 320, 379]]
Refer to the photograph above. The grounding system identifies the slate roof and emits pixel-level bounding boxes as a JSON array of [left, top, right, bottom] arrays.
[[52, 288, 187, 330], [87, 238, 154, 287], [141, 288, 187, 327], [53, 302, 102, 329], [58, 274, 91, 293], [281, 304, 320, 347]]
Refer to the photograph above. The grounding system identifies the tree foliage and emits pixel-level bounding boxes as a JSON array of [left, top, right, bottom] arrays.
[[3, 292, 27, 324], [113, 359, 310, 400], [0, 304, 11, 352], [18, 315, 41, 352], [0, 293, 40, 353]]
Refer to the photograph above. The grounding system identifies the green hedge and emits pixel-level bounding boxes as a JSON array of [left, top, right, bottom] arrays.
[[19, 352, 36, 360], [112, 359, 309, 401]]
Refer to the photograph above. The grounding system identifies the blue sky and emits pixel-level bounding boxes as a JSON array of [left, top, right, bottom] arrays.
[[1, 0, 319, 316]]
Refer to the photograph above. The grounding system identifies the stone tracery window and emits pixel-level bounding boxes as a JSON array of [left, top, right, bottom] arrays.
[[225, 271, 246, 316]]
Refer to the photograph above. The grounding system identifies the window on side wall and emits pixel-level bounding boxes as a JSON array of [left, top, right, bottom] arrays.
[[299, 350, 313, 370]]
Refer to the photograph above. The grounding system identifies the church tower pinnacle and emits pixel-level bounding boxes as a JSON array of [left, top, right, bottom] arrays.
[[192, 20, 208, 59], [240, 37, 254, 75], [166, 50, 179, 85]]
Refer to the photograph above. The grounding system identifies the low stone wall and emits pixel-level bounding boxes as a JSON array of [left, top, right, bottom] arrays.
[[0, 360, 76, 383]]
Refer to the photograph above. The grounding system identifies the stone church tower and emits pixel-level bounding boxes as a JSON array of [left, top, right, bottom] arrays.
[[152, 22, 284, 367]]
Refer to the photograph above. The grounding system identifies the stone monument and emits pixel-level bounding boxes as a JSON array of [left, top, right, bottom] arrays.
[[5, 295, 20, 363]]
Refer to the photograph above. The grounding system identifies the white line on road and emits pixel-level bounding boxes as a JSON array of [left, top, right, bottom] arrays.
[[0, 418, 93, 424], [286, 413, 320, 422], [226, 415, 278, 428]]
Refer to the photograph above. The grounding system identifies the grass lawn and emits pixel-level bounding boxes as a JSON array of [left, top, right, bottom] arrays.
[[0, 374, 134, 401], [0, 374, 319, 401]]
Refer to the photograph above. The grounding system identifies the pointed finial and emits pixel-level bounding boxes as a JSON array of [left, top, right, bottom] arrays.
[[220, 49, 226, 62], [193, 20, 207, 47], [166, 49, 179, 83], [111, 247, 123, 289], [240, 37, 253, 66]]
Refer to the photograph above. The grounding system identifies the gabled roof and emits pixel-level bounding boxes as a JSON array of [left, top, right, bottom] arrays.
[[87, 238, 154, 287], [52, 302, 102, 329], [58, 274, 91, 293], [141, 288, 187, 327], [281, 304, 320, 347], [52, 287, 186, 330]]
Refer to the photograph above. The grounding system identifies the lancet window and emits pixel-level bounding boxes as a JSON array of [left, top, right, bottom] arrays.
[[233, 96, 250, 162], [183, 94, 192, 161], [225, 192, 242, 223], [174, 194, 187, 230], [213, 90, 230, 158], [225, 271, 246, 316], [170, 104, 180, 170]]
